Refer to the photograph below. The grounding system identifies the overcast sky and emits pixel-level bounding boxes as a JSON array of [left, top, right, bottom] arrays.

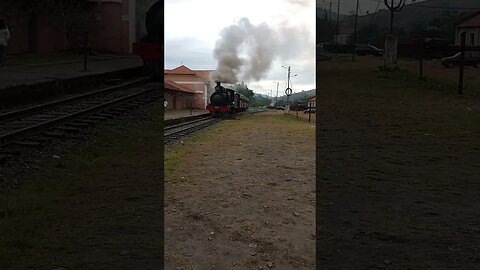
[[165, 0, 316, 96]]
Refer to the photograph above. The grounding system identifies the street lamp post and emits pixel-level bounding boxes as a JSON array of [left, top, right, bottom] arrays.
[[282, 65, 297, 115], [273, 82, 279, 111], [383, 0, 405, 69], [384, 0, 406, 34]]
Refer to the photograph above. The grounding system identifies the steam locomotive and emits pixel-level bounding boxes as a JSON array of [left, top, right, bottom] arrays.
[[206, 82, 249, 116], [132, 0, 163, 79]]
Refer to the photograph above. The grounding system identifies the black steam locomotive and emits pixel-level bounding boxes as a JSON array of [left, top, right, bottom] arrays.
[[132, 1, 163, 79], [206, 82, 249, 116]]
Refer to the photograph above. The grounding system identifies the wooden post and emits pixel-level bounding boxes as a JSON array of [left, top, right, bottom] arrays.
[[352, 0, 359, 62], [419, 39, 424, 80], [83, 31, 88, 71], [458, 32, 466, 95]]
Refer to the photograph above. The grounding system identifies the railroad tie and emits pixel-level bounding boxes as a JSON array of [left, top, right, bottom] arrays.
[[56, 126, 80, 133], [43, 131, 65, 138], [15, 141, 42, 147]]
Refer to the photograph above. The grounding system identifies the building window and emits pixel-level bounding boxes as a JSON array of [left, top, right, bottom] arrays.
[[470, 33, 475, 46]]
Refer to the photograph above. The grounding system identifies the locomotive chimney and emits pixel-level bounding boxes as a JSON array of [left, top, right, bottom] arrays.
[[216, 81, 221, 87]]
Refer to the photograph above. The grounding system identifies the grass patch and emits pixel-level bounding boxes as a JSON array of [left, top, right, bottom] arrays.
[[376, 69, 458, 94], [165, 112, 315, 183], [0, 178, 59, 268], [0, 105, 164, 269], [319, 59, 480, 136]]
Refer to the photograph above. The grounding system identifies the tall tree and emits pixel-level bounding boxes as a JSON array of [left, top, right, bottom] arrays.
[[429, 10, 470, 40], [235, 83, 255, 103], [7, 0, 92, 49]]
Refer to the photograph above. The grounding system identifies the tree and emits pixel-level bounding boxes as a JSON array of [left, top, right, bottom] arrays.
[[275, 99, 286, 107], [235, 82, 255, 104], [429, 10, 470, 40], [252, 95, 271, 107], [354, 24, 380, 44], [8, 0, 92, 50], [40, 0, 92, 49]]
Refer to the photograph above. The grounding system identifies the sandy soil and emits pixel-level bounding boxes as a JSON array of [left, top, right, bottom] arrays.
[[317, 58, 480, 269], [164, 112, 315, 270]]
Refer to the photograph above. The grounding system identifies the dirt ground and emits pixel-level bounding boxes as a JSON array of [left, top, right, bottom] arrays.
[[164, 111, 315, 270], [318, 57, 480, 269], [0, 107, 165, 270]]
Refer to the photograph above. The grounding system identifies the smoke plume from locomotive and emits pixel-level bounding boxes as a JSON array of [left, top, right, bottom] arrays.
[[211, 18, 277, 84], [211, 17, 309, 85]]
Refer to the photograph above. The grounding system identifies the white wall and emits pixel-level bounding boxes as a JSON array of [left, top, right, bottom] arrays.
[[456, 27, 480, 46]]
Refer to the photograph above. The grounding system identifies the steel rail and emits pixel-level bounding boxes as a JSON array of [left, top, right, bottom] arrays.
[[0, 88, 158, 146], [0, 77, 151, 122]]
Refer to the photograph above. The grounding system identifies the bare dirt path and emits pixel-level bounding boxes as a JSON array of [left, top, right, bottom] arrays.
[[164, 111, 315, 270], [318, 59, 480, 269]]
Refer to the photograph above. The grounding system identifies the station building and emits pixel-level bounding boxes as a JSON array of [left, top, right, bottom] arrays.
[[164, 65, 214, 110], [308, 95, 316, 108], [0, 0, 156, 55], [455, 11, 480, 47]]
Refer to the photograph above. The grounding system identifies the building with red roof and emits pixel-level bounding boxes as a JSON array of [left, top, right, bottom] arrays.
[[164, 65, 214, 110]]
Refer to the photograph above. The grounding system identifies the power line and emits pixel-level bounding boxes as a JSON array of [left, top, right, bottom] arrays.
[[367, 0, 480, 10], [367, 0, 382, 24], [409, 5, 480, 10]]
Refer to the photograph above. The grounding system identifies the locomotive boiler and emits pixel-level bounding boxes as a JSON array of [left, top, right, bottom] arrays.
[[206, 82, 249, 116]]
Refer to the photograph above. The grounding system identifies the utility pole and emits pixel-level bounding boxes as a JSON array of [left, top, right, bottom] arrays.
[[352, 0, 359, 62], [384, 0, 406, 34], [335, 0, 340, 46], [458, 32, 466, 95], [390, 0, 394, 34], [285, 66, 293, 115], [276, 82, 279, 104], [287, 66, 291, 114], [83, 31, 88, 71], [329, 1, 332, 42], [270, 89, 273, 108]]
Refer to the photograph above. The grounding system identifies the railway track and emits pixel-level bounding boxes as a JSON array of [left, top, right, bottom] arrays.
[[0, 78, 160, 151], [164, 116, 220, 145], [163, 109, 266, 146]]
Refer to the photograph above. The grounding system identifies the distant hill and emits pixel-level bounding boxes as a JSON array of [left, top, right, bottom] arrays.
[[339, 0, 480, 39], [317, 7, 348, 21], [277, 89, 315, 103]]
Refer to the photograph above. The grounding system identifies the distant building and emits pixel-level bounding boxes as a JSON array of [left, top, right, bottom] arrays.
[[333, 34, 350, 45], [308, 96, 316, 108], [455, 11, 480, 46], [164, 80, 196, 110], [164, 65, 214, 110]]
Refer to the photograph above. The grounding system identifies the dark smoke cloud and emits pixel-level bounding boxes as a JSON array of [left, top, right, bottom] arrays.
[[211, 18, 307, 84]]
